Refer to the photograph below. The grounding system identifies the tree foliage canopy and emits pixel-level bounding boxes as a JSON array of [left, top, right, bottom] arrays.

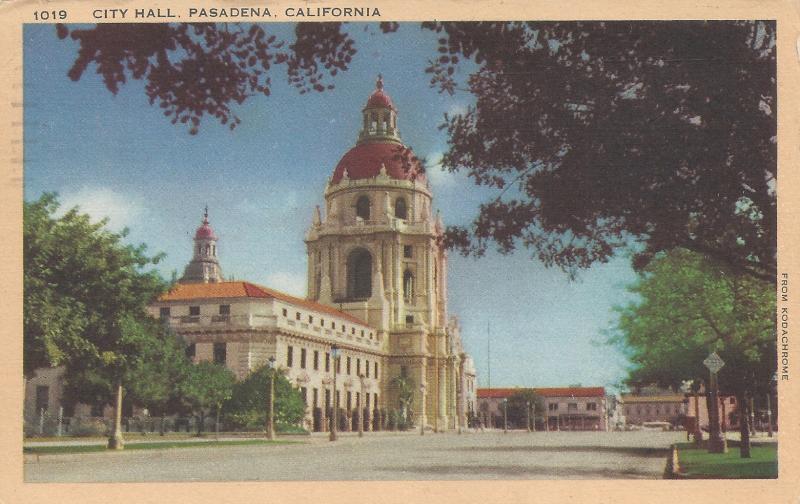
[[56, 22, 776, 282], [609, 248, 776, 397], [24, 193, 168, 378]]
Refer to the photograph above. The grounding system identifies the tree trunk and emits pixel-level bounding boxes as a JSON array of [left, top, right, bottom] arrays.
[[160, 416, 165, 436], [215, 405, 220, 441], [738, 392, 751, 458], [107, 380, 125, 450]]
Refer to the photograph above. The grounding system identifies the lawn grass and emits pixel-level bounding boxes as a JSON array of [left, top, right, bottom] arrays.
[[24, 439, 296, 455], [676, 442, 777, 479]]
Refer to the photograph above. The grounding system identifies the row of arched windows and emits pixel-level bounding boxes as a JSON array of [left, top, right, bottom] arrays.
[[354, 195, 408, 221], [345, 247, 415, 300]]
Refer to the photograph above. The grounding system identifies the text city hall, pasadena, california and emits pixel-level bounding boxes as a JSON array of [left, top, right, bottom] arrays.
[[90, 7, 383, 20]]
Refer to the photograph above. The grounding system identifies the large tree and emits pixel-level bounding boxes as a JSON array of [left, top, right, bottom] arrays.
[[609, 248, 776, 457], [24, 193, 168, 448], [55, 21, 776, 281]]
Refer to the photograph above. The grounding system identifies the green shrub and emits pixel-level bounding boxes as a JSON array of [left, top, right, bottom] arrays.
[[68, 417, 109, 437]]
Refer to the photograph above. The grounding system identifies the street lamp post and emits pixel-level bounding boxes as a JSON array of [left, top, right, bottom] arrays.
[[266, 356, 276, 441], [502, 398, 508, 434], [358, 374, 365, 438], [419, 383, 426, 436], [330, 345, 340, 442], [526, 400, 532, 433]]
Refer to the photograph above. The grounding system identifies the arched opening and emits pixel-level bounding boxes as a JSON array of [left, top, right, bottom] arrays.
[[347, 248, 372, 299], [403, 270, 414, 301], [356, 195, 371, 220], [395, 197, 408, 220]]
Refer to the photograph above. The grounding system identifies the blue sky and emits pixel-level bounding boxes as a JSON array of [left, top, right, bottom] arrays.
[[24, 23, 639, 391]]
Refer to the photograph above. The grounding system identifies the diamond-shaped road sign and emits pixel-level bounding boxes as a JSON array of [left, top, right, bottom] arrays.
[[703, 352, 725, 374]]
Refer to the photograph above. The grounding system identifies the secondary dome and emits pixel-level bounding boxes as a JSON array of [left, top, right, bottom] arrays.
[[195, 208, 217, 240], [332, 142, 425, 184]]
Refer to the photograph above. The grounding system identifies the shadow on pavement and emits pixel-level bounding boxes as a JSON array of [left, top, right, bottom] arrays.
[[376, 463, 657, 479], [443, 445, 669, 458]]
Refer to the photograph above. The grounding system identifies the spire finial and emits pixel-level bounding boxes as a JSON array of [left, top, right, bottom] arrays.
[[376, 74, 384, 90], [203, 205, 209, 224]]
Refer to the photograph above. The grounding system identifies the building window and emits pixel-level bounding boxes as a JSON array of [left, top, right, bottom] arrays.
[[186, 343, 196, 359], [403, 245, 413, 258], [219, 304, 230, 315], [395, 197, 408, 219], [332, 322, 336, 329], [313, 350, 319, 370], [375, 363, 379, 378], [357, 358, 361, 376], [356, 195, 371, 220], [308, 315, 313, 323], [213, 342, 226, 365], [548, 403, 558, 411], [159, 307, 170, 320], [374, 394, 379, 410], [321, 318, 325, 326], [325, 352, 330, 372], [313, 388, 318, 407], [365, 360, 370, 378], [282, 308, 288, 317], [35, 385, 49, 412], [347, 356, 352, 375], [587, 402, 597, 411], [346, 248, 372, 299], [296, 312, 301, 320], [287, 346, 294, 367], [189, 306, 200, 316], [405, 315, 414, 326], [403, 270, 414, 300], [347, 391, 352, 411], [300, 348, 307, 369], [361, 330, 365, 337], [301, 387, 308, 406]]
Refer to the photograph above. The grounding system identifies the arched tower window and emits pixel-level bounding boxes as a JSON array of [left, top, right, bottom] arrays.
[[347, 248, 372, 299], [395, 197, 408, 220], [403, 270, 414, 300], [356, 195, 371, 220]]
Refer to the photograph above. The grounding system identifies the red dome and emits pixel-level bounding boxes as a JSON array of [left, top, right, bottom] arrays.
[[364, 89, 395, 110], [195, 209, 217, 240], [332, 142, 425, 184], [195, 223, 217, 240]]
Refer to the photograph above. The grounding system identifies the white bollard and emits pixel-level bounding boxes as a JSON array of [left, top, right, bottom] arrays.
[[39, 408, 44, 436]]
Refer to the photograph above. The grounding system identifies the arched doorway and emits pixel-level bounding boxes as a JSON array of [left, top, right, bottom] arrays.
[[347, 248, 372, 299]]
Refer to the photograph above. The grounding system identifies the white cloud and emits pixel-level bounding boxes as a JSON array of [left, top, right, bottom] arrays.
[[424, 151, 457, 189], [265, 271, 307, 297], [58, 186, 145, 231]]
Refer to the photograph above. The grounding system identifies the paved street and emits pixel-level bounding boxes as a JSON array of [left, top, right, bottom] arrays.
[[25, 430, 687, 481]]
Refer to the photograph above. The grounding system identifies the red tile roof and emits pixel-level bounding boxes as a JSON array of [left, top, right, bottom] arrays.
[[158, 281, 367, 326], [477, 387, 606, 399]]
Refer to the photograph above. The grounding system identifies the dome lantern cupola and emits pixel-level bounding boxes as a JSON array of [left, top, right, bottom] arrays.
[[180, 206, 224, 284], [358, 74, 401, 144]]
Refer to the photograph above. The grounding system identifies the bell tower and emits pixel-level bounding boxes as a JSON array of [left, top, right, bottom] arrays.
[[181, 206, 224, 284], [305, 77, 458, 430]]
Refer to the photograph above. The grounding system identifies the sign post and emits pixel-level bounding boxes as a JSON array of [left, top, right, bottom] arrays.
[[703, 352, 727, 453]]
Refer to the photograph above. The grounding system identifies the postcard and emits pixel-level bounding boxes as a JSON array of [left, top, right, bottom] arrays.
[[1, 1, 797, 503]]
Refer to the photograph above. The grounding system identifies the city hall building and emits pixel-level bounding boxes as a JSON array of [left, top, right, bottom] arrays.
[[148, 77, 477, 432]]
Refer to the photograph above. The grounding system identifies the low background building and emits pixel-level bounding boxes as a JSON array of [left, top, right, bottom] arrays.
[[477, 387, 608, 431]]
